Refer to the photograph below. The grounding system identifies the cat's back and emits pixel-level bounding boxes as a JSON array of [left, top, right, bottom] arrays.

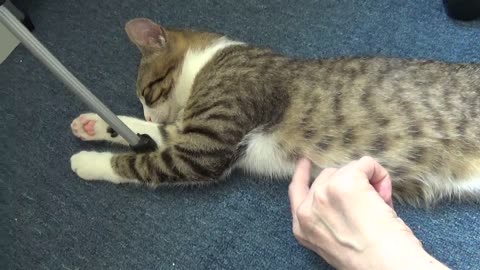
[[287, 56, 480, 135], [189, 42, 480, 205], [274, 56, 480, 189]]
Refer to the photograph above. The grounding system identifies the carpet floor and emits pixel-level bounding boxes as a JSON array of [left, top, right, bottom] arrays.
[[1, 0, 479, 269]]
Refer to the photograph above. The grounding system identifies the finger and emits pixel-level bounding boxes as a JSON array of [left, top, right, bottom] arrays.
[[354, 156, 393, 206], [289, 158, 312, 215], [310, 167, 338, 190], [387, 198, 394, 208], [318, 168, 338, 181]]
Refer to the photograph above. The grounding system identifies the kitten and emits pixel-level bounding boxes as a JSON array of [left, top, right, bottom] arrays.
[[70, 18, 480, 207]]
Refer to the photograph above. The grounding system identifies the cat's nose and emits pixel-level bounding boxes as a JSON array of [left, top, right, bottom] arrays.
[[147, 116, 152, 122]]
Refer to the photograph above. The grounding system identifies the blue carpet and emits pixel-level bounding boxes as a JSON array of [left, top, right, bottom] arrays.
[[1, 0, 479, 269]]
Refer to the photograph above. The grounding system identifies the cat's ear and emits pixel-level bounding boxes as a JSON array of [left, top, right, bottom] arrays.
[[125, 18, 167, 53]]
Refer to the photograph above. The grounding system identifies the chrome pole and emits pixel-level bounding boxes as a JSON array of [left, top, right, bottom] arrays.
[[0, 5, 141, 146]]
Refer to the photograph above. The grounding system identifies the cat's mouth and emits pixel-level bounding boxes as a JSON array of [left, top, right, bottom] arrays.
[[164, 107, 173, 123], [151, 106, 177, 124]]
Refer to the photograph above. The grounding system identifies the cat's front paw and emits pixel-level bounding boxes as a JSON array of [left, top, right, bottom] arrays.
[[70, 151, 123, 183], [71, 113, 110, 141]]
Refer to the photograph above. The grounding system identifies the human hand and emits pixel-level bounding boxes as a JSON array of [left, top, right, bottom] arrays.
[[288, 156, 448, 270]]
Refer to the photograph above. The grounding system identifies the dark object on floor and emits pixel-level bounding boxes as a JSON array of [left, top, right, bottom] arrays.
[[3, 0, 34, 30], [444, 0, 480, 21]]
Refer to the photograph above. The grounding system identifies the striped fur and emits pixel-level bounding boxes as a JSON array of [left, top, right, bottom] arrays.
[[70, 18, 480, 207]]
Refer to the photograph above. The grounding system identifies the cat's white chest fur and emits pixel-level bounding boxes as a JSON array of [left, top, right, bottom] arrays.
[[237, 132, 296, 178], [174, 37, 245, 107]]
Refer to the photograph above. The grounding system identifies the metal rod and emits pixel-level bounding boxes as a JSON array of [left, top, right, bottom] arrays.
[[0, 5, 140, 145]]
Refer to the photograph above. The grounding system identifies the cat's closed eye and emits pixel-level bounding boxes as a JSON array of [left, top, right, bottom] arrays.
[[141, 66, 177, 106], [143, 84, 172, 106]]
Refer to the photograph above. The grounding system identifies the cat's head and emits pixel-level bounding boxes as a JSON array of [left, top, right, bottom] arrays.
[[125, 18, 220, 123], [125, 18, 183, 123]]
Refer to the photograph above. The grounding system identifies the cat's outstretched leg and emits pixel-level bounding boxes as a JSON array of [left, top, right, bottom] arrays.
[[70, 147, 231, 185], [70, 113, 164, 145], [70, 108, 247, 185], [70, 151, 137, 183]]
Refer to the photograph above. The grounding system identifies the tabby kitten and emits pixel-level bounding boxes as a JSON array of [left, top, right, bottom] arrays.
[[70, 18, 480, 207]]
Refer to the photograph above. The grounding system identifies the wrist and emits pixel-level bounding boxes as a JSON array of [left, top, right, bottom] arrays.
[[388, 249, 449, 270], [416, 252, 450, 270], [358, 237, 449, 270]]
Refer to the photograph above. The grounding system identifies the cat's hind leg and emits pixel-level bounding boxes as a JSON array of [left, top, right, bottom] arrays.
[[392, 160, 480, 206], [70, 113, 164, 145], [450, 172, 480, 203], [443, 158, 480, 203]]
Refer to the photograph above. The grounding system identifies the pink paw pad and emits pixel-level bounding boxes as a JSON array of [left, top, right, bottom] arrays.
[[83, 120, 96, 136]]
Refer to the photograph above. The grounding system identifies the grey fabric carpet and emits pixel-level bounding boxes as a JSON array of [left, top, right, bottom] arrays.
[[1, 0, 479, 269]]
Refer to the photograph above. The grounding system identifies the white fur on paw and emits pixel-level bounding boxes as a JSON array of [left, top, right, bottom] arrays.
[[70, 113, 110, 141], [70, 151, 124, 183]]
